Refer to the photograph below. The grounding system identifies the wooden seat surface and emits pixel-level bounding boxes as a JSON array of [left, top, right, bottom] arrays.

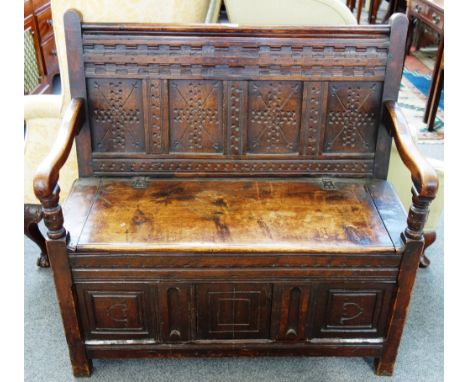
[[63, 178, 406, 254]]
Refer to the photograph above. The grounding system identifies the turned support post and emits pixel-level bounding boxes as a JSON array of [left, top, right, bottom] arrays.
[[32, 96, 91, 377], [38, 184, 66, 240]]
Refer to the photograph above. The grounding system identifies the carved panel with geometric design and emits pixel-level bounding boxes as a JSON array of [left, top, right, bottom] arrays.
[[247, 81, 302, 154], [76, 283, 154, 342], [197, 283, 272, 339], [311, 283, 394, 339], [169, 80, 224, 154], [323, 82, 382, 154], [87, 79, 145, 153]]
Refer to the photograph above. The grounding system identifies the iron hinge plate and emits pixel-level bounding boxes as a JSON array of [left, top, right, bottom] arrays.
[[321, 178, 337, 191], [131, 176, 150, 189]]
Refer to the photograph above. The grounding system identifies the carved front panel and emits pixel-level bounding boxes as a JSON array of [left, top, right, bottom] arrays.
[[197, 283, 272, 339], [311, 283, 394, 338], [169, 80, 223, 154], [87, 79, 145, 153], [272, 284, 313, 341], [158, 284, 192, 342], [76, 283, 154, 342], [323, 82, 382, 154], [248, 81, 302, 154]]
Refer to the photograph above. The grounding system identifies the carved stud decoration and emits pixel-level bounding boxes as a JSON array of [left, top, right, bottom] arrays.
[[227, 82, 245, 155], [169, 80, 223, 153], [149, 80, 163, 153], [87, 79, 145, 152], [305, 83, 323, 156], [248, 81, 302, 154], [324, 83, 381, 154], [93, 159, 374, 175]]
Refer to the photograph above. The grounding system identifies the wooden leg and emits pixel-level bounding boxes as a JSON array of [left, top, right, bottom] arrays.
[[419, 231, 436, 268], [24, 203, 49, 268], [368, 0, 381, 24], [375, 239, 425, 376], [356, 0, 365, 24], [38, 187, 93, 377], [47, 239, 93, 377], [414, 21, 424, 51], [424, 43, 444, 131], [347, 0, 356, 12], [405, 16, 415, 56]]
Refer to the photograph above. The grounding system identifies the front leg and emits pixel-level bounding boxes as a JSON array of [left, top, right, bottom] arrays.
[[24, 203, 49, 267]]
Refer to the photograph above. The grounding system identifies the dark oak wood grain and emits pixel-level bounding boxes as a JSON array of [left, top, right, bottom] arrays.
[[31, 11, 439, 377]]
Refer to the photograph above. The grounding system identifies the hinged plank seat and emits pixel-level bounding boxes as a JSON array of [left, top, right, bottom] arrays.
[[32, 10, 438, 377], [64, 178, 405, 254]]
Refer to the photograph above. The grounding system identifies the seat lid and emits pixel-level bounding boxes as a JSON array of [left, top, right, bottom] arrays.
[[63, 178, 406, 254]]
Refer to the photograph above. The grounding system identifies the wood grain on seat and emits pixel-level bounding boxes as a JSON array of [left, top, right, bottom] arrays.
[[63, 178, 404, 254]]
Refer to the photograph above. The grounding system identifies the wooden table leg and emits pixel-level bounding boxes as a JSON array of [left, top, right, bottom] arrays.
[[424, 43, 444, 131]]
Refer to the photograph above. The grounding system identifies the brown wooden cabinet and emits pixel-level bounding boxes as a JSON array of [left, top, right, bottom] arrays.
[[24, 0, 59, 94]]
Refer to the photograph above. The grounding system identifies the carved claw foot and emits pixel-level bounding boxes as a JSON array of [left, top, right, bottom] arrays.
[[24, 204, 49, 268], [419, 231, 436, 268], [36, 253, 50, 268]]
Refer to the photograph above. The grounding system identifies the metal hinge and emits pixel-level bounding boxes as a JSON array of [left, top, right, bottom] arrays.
[[321, 178, 337, 191], [131, 176, 150, 189]]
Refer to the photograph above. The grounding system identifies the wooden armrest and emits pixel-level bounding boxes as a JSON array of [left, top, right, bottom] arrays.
[[384, 101, 439, 200], [33, 98, 84, 200]]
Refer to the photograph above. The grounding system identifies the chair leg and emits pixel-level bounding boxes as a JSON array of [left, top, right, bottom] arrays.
[[419, 231, 436, 268], [368, 0, 381, 24], [356, 0, 365, 24], [423, 42, 444, 131], [24, 203, 49, 268]]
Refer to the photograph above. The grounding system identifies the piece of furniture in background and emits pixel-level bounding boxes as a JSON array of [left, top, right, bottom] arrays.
[[406, 0, 444, 131], [424, 49, 443, 131], [34, 10, 438, 377], [346, 0, 379, 24], [347, 0, 408, 25], [24, 0, 220, 267], [225, 0, 357, 25], [24, 0, 59, 94], [382, 0, 407, 23], [346, 0, 365, 23]]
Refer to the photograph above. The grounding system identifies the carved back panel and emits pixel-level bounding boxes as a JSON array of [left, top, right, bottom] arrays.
[[65, 13, 404, 178]]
